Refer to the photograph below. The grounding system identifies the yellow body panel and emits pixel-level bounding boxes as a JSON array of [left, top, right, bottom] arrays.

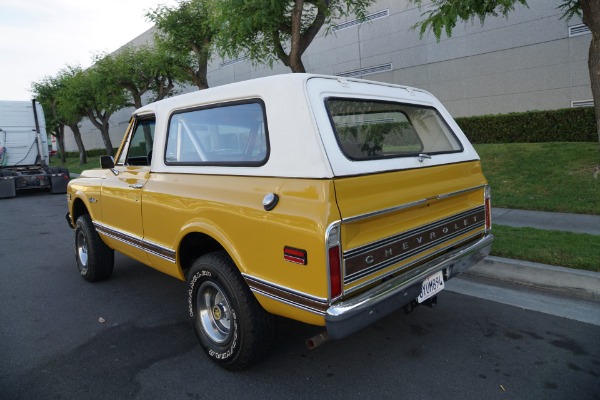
[[335, 161, 487, 249], [253, 293, 326, 326], [334, 161, 488, 294], [67, 169, 107, 222], [68, 161, 487, 326], [141, 174, 340, 295], [100, 166, 150, 264]]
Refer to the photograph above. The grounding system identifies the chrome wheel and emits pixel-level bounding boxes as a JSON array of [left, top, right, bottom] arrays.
[[187, 252, 275, 370], [197, 281, 232, 344], [76, 230, 89, 273]]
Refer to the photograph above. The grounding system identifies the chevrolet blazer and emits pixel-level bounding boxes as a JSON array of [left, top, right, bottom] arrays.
[[66, 74, 494, 370]]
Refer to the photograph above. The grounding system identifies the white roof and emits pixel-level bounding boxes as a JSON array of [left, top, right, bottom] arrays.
[[137, 74, 479, 178]]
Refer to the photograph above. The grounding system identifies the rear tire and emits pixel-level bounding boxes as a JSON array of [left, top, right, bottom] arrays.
[[58, 166, 70, 179], [187, 251, 275, 371], [75, 214, 114, 282]]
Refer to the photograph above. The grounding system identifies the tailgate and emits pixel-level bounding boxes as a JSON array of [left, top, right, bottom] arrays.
[[334, 161, 488, 295]]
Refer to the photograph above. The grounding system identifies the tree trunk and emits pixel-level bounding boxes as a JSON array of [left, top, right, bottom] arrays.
[[154, 77, 174, 101], [581, 0, 600, 154], [278, 0, 326, 73], [190, 42, 210, 90], [288, 55, 307, 73], [289, 0, 307, 73], [86, 111, 114, 157], [133, 95, 143, 109], [68, 123, 87, 164], [101, 119, 114, 157], [57, 125, 67, 165]]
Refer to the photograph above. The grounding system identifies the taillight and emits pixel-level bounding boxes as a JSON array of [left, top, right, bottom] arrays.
[[484, 185, 492, 232], [326, 223, 342, 301]]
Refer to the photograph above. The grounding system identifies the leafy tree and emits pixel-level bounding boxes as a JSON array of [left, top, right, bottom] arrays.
[[147, 0, 216, 90], [31, 66, 88, 165], [410, 0, 600, 151], [55, 67, 89, 165], [211, 0, 376, 73], [95, 46, 179, 109], [61, 64, 129, 157]]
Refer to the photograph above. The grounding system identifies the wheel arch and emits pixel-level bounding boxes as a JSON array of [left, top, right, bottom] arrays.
[[178, 232, 232, 278], [71, 197, 90, 223]]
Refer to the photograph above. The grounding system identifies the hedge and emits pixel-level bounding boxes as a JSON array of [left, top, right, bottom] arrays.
[[455, 107, 597, 143]]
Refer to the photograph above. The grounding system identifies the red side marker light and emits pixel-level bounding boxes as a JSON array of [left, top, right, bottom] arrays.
[[284, 246, 307, 265]]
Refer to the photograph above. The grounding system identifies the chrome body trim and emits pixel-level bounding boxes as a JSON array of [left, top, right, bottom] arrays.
[[243, 274, 329, 315], [343, 231, 483, 296], [93, 222, 176, 263], [341, 185, 486, 224], [343, 206, 485, 285], [325, 220, 343, 303], [325, 234, 494, 339]]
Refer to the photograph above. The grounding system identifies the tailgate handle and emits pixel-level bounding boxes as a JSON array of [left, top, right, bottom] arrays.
[[129, 183, 143, 189]]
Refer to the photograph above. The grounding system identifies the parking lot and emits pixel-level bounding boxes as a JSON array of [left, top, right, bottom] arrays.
[[1, 192, 599, 399]]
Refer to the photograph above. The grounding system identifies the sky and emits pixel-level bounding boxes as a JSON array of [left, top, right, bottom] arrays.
[[0, 0, 178, 101]]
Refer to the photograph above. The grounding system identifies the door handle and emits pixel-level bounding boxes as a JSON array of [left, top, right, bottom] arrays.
[[129, 183, 144, 189]]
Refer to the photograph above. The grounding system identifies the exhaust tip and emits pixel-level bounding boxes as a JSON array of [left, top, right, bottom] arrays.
[[306, 332, 330, 350]]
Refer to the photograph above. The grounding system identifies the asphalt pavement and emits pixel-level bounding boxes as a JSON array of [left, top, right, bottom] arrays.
[[466, 208, 600, 302], [2, 194, 599, 399]]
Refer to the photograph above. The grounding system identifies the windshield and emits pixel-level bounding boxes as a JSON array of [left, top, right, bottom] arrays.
[[326, 98, 463, 161]]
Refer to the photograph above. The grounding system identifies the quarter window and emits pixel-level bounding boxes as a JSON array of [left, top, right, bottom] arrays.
[[326, 99, 462, 161], [165, 101, 268, 166]]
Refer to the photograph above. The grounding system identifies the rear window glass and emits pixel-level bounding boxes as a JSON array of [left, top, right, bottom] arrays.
[[325, 98, 463, 161], [165, 100, 268, 166]]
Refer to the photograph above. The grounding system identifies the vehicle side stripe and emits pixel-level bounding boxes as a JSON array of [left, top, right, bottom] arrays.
[[93, 222, 176, 263], [243, 275, 329, 315]]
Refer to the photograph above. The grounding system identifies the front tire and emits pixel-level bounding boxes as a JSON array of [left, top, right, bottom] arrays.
[[75, 214, 114, 282], [187, 251, 275, 371]]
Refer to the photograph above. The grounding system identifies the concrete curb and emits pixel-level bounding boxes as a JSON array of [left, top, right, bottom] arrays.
[[465, 256, 600, 302], [492, 208, 600, 236]]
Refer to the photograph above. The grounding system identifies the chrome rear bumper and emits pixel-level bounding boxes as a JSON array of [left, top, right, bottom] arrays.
[[325, 234, 494, 339]]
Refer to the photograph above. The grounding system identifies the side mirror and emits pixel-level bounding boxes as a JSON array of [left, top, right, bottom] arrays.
[[100, 155, 115, 169]]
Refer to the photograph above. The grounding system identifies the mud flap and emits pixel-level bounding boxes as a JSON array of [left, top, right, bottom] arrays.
[[50, 175, 68, 194], [0, 178, 16, 198]]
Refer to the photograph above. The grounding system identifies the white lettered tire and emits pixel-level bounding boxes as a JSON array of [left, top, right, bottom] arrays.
[[75, 214, 114, 282], [187, 251, 275, 371]]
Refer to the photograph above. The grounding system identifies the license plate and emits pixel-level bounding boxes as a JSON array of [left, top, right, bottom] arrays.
[[417, 271, 445, 303]]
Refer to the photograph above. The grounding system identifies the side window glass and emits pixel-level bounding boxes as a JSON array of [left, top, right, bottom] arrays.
[[165, 101, 268, 166], [117, 117, 156, 166]]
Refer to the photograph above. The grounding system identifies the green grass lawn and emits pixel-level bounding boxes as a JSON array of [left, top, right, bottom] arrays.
[[49, 155, 101, 175], [490, 225, 600, 272], [474, 142, 600, 215]]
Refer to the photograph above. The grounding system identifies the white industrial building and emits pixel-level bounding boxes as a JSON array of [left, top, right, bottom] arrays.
[[65, 0, 593, 152]]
